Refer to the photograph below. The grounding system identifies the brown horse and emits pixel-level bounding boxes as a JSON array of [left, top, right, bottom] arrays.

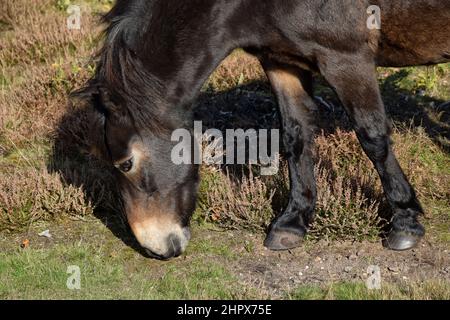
[[75, 0, 450, 260]]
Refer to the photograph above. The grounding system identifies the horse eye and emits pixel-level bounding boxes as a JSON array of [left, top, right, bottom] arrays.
[[117, 159, 133, 173]]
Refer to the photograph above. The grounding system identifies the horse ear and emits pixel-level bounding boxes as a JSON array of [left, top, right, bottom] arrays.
[[97, 86, 131, 123], [70, 82, 100, 103], [87, 110, 109, 160], [98, 86, 118, 113], [72, 84, 121, 117]]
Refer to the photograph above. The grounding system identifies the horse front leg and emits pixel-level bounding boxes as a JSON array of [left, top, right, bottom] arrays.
[[317, 50, 425, 251], [261, 60, 317, 251]]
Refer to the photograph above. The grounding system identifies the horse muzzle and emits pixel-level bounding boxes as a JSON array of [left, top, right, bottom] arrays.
[[130, 219, 191, 260]]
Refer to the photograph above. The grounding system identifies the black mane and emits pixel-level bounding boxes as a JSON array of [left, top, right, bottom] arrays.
[[82, 0, 168, 133]]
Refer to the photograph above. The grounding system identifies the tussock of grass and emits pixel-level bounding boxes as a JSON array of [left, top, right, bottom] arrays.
[[311, 164, 382, 241], [0, 168, 93, 232], [197, 166, 276, 232], [310, 130, 383, 241]]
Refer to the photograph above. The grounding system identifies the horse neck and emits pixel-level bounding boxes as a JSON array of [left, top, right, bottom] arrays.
[[140, 0, 255, 109]]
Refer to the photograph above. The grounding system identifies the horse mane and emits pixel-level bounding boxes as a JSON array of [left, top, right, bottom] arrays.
[[81, 0, 168, 133]]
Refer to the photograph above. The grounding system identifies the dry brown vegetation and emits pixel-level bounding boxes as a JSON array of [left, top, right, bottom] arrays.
[[0, 167, 93, 231], [0, 0, 104, 231], [0, 0, 94, 67], [0, 0, 97, 149]]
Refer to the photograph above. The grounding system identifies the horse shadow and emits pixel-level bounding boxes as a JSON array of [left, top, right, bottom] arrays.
[[50, 68, 449, 252], [49, 105, 149, 257]]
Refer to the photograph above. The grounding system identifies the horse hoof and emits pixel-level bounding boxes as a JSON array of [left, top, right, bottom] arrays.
[[264, 229, 304, 251], [383, 231, 422, 251]]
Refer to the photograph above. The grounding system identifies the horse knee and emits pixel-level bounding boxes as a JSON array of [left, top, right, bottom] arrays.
[[355, 128, 390, 163]]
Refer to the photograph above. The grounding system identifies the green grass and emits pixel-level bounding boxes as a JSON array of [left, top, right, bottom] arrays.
[[2, 238, 447, 300], [378, 64, 450, 100], [0, 221, 251, 300], [185, 238, 236, 259], [288, 282, 450, 300], [0, 242, 240, 299], [0, 244, 126, 299], [150, 262, 240, 300]]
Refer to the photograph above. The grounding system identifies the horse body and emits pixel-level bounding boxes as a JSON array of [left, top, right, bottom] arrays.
[[375, 0, 450, 66], [80, 0, 450, 259]]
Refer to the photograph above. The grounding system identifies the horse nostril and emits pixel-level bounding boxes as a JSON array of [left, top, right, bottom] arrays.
[[167, 234, 182, 258]]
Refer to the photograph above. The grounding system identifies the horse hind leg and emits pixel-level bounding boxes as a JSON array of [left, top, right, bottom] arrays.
[[260, 58, 318, 251], [317, 50, 425, 251]]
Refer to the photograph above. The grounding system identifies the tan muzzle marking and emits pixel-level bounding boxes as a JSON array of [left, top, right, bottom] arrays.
[[127, 201, 190, 257]]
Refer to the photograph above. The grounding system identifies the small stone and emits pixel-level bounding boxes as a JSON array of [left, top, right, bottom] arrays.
[[348, 254, 358, 261], [314, 256, 322, 263], [344, 266, 353, 273], [388, 266, 400, 272], [38, 230, 52, 239]]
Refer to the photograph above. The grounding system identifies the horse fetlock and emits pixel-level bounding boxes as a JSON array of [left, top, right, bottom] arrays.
[[391, 210, 425, 237]]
